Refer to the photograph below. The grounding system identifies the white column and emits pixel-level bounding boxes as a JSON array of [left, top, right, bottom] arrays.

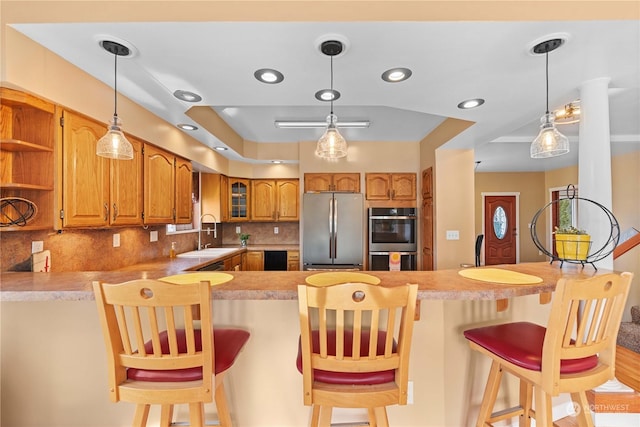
[[578, 77, 613, 270]]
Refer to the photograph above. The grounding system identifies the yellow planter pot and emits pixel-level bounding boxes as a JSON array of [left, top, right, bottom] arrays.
[[555, 234, 591, 261]]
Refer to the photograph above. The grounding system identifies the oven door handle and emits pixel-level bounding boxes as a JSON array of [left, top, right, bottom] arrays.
[[369, 215, 416, 220], [369, 251, 417, 255]]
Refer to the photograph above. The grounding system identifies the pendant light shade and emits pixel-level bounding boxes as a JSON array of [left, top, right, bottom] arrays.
[[530, 38, 569, 159], [315, 40, 347, 160], [530, 113, 570, 158], [315, 114, 348, 159], [97, 40, 133, 160]]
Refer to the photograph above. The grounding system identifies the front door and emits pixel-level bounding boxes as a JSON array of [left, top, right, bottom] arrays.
[[484, 195, 517, 265]]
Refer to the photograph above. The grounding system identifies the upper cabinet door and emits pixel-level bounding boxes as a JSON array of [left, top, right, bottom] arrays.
[[61, 110, 110, 227], [333, 173, 360, 193], [174, 157, 193, 224], [110, 136, 143, 226], [365, 173, 392, 200], [251, 179, 277, 221], [391, 173, 417, 200], [304, 173, 332, 192], [228, 178, 250, 221], [143, 144, 175, 224], [276, 179, 299, 221]]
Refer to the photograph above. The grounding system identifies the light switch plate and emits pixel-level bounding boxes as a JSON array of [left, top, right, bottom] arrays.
[[113, 233, 121, 248], [150, 230, 158, 242], [31, 241, 44, 253], [446, 230, 460, 240]]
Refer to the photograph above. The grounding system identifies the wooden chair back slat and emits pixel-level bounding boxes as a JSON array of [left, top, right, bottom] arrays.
[[542, 272, 633, 394], [298, 282, 418, 409], [93, 279, 214, 403]]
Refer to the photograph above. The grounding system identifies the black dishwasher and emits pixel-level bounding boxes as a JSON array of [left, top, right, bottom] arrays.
[[264, 250, 287, 271]]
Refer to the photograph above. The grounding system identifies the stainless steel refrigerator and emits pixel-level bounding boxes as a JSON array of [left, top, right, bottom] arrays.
[[302, 192, 364, 270]]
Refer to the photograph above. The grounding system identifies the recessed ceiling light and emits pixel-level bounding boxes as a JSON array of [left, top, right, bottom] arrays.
[[177, 123, 198, 131], [173, 90, 202, 102], [381, 68, 412, 83], [254, 68, 284, 84], [271, 160, 283, 164], [457, 98, 485, 109], [214, 146, 228, 151], [315, 89, 341, 102]]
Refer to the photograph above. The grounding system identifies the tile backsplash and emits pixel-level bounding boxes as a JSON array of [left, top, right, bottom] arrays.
[[0, 222, 299, 272]]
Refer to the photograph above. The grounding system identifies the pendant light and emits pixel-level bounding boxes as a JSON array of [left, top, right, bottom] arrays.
[[530, 39, 569, 159], [96, 40, 134, 160], [315, 40, 347, 160]]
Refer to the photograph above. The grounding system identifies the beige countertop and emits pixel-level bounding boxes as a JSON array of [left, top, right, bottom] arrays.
[[0, 257, 611, 302]]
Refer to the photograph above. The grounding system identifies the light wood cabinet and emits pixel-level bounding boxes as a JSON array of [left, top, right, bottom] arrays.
[[251, 179, 299, 221], [224, 253, 244, 271], [143, 144, 175, 224], [143, 145, 192, 225], [304, 173, 360, 193], [1, 88, 56, 231], [287, 250, 300, 271], [174, 157, 193, 224], [246, 250, 264, 271], [365, 173, 416, 201], [201, 173, 225, 222], [228, 178, 250, 221]]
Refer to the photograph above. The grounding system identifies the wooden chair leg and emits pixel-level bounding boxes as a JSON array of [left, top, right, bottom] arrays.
[[476, 361, 504, 427], [188, 402, 204, 427], [132, 404, 150, 427], [215, 380, 233, 427], [519, 380, 533, 427], [160, 404, 173, 427], [570, 391, 594, 427], [367, 408, 377, 427], [310, 405, 320, 427], [373, 407, 389, 427], [318, 406, 332, 427], [533, 387, 553, 427]]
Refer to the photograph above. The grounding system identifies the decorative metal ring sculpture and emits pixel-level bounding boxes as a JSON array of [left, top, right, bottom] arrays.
[[530, 185, 619, 270], [0, 197, 38, 227]]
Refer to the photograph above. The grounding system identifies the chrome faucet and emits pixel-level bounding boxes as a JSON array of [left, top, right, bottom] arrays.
[[198, 213, 218, 250]]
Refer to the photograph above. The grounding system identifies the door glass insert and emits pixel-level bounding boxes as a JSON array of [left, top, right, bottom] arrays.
[[492, 206, 507, 239]]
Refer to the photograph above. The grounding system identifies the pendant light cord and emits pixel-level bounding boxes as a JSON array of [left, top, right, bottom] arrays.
[[545, 49, 549, 115], [330, 54, 334, 115], [113, 52, 119, 119]]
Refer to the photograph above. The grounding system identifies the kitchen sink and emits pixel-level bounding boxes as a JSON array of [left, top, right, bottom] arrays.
[[176, 248, 240, 258]]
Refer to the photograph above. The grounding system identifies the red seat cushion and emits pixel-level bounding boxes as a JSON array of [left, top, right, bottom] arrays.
[[296, 330, 396, 385], [127, 328, 250, 382], [463, 321, 598, 374]]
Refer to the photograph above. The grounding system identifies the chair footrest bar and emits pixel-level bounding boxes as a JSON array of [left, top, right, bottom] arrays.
[[488, 405, 524, 424]]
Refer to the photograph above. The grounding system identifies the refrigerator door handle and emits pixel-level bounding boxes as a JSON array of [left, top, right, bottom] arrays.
[[329, 198, 334, 258], [333, 198, 338, 258]]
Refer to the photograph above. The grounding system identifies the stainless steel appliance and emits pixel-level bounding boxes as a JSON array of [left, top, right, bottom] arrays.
[[303, 193, 364, 270], [368, 207, 417, 271]]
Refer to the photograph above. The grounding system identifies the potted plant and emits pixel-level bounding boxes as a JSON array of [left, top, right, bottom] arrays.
[[554, 226, 591, 260], [238, 233, 250, 247]]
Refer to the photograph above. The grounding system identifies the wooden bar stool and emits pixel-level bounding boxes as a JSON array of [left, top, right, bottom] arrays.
[[93, 279, 250, 427], [464, 272, 633, 427], [297, 282, 418, 427]]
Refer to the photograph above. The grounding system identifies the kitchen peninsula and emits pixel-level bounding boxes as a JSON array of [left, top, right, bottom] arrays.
[[0, 261, 617, 427]]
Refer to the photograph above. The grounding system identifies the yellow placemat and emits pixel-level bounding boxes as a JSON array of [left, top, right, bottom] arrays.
[[159, 272, 234, 286], [305, 272, 381, 287], [458, 268, 543, 285]]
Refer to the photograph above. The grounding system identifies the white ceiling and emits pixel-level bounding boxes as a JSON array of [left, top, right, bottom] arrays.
[[11, 19, 640, 172]]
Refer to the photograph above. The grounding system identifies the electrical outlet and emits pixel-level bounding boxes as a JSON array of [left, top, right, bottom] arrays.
[[446, 230, 460, 240], [407, 381, 414, 404], [236, 226, 241, 234], [31, 241, 44, 253], [274, 226, 279, 234], [150, 230, 158, 242], [113, 233, 121, 248]]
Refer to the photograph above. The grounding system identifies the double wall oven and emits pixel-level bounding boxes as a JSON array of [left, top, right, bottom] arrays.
[[368, 207, 417, 270]]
